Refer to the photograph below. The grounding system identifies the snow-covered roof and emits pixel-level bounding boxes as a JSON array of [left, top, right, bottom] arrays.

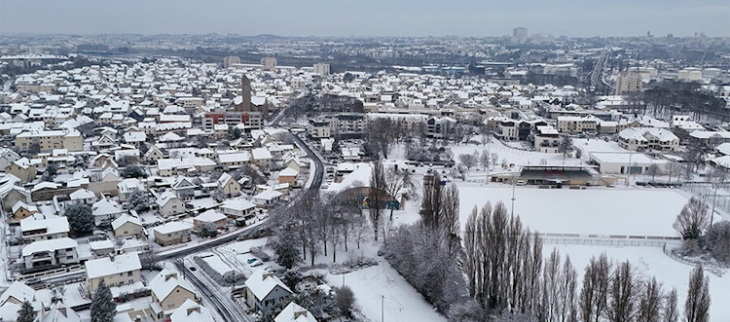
[[251, 147, 272, 160], [22, 238, 77, 257], [220, 198, 255, 211], [69, 188, 96, 200], [11, 200, 36, 213], [245, 269, 292, 301], [170, 299, 213, 322], [279, 167, 299, 177], [84, 253, 141, 279], [111, 214, 143, 231], [20, 216, 69, 234], [156, 190, 179, 208], [274, 302, 318, 322], [618, 127, 678, 142], [218, 152, 251, 164], [92, 198, 123, 216], [153, 221, 193, 235], [194, 209, 227, 223], [253, 189, 282, 201], [148, 268, 195, 303]]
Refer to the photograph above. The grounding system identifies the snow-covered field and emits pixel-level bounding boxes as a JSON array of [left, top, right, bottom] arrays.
[[457, 184, 688, 237], [450, 139, 585, 168], [544, 244, 730, 322], [325, 262, 447, 322]]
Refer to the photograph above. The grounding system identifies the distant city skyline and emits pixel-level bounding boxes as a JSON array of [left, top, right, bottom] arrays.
[[0, 0, 729, 38]]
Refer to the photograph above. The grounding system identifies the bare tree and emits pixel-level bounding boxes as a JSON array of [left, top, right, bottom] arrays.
[[663, 288, 679, 322], [370, 158, 386, 242], [636, 277, 662, 322], [646, 164, 662, 182], [480, 150, 491, 169], [491, 153, 499, 169], [673, 197, 709, 240], [684, 265, 710, 322], [579, 254, 612, 322], [459, 153, 478, 172], [541, 249, 563, 322], [385, 165, 416, 220], [561, 256, 578, 322], [607, 261, 635, 322], [667, 162, 682, 182]]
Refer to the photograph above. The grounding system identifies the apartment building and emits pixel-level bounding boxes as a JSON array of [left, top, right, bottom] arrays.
[[534, 126, 561, 153], [85, 252, 142, 293], [20, 216, 70, 243], [22, 237, 78, 270], [307, 120, 331, 139], [14, 129, 83, 152], [556, 115, 598, 134], [618, 127, 679, 152], [202, 110, 263, 132]]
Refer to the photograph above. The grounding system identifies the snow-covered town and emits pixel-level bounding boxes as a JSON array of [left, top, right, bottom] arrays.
[[0, 3, 730, 322]]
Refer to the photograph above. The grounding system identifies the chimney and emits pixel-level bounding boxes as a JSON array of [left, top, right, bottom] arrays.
[[165, 273, 178, 281], [262, 272, 275, 280], [186, 307, 201, 316], [109, 253, 115, 261]]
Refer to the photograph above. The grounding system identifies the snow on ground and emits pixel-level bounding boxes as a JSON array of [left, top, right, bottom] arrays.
[[545, 244, 730, 322], [451, 139, 584, 167], [325, 261, 447, 322], [200, 252, 235, 275], [326, 162, 371, 192], [456, 184, 688, 237], [220, 237, 268, 254]]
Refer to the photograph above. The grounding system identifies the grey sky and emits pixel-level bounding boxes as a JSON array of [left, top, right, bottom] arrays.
[[1, 0, 728, 37]]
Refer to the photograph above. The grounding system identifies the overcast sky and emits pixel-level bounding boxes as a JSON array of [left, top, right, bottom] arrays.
[[1, 0, 728, 38]]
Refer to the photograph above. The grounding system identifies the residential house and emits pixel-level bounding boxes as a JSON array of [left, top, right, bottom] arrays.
[[22, 237, 78, 270], [193, 210, 227, 230], [243, 269, 293, 315], [153, 221, 193, 246], [10, 201, 37, 223], [172, 176, 198, 200], [92, 197, 125, 226], [20, 216, 70, 243], [89, 239, 115, 257], [68, 188, 96, 205], [253, 189, 283, 208], [144, 146, 165, 163], [6, 158, 36, 183], [274, 302, 318, 322], [111, 214, 144, 238], [218, 152, 251, 169], [221, 198, 256, 218], [0, 149, 21, 170], [149, 269, 198, 320], [252, 148, 273, 168], [217, 172, 241, 197], [156, 190, 185, 217], [278, 167, 298, 185], [84, 252, 142, 294], [170, 299, 214, 322]]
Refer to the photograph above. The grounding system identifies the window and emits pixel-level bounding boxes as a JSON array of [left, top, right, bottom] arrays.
[[128, 271, 133, 276]]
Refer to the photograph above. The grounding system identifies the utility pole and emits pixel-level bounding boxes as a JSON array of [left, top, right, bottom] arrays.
[[511, 172, 517, 217], [381, 295, 385, 322]]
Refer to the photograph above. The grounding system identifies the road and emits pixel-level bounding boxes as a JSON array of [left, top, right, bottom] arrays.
[[175, 260, 252, 322], [26, 120, 326, 321]]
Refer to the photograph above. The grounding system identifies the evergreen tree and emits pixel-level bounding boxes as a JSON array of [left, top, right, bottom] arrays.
[[91, 280, 117, 322], [17, 300, 36, 322], [64, 203, 94, 236]]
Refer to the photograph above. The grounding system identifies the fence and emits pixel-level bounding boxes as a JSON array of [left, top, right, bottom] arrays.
[[542, 237, 670, 247], [682, 182, 730, 217], [662, 243, 727, 277]]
